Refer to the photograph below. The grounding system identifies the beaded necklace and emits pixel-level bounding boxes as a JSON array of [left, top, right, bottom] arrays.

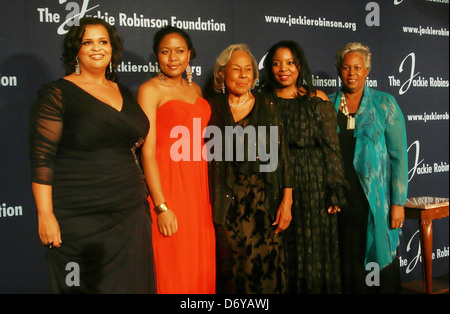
[[229, 91, 249, 108], [340, 93, 355, 129]]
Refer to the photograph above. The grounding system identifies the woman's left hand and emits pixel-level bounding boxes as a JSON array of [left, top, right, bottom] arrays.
[[327, 205, 341, 214], [390, 204, 405, 229], [273, 197, 293, 234]]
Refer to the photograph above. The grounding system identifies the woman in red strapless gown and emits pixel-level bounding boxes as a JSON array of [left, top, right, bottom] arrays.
[[137, 26, 215, 294]]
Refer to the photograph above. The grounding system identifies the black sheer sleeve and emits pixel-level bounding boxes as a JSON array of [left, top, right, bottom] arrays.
[[264, 97, 294, 190], [315, 98, 348, 207], [29, 82, 64, 185]]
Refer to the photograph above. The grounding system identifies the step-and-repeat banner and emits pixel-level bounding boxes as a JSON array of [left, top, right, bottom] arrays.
[[1, 0, 448, 293]]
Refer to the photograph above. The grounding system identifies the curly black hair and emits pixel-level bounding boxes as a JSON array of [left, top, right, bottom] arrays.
[[62, 17, 123, 81]]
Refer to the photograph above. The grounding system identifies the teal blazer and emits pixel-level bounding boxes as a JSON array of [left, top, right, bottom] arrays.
[[329, 86, 408, 269]]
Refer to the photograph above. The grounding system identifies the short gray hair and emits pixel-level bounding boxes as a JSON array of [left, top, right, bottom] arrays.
[[334, 42, 372, 73], [213, 43, 259, 93]]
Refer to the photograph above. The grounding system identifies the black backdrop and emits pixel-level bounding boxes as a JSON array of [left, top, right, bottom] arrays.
[[0, 0, 448, 293]]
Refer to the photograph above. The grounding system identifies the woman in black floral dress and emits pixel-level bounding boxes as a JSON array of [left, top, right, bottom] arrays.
[[262, 41, 347, 294], [208, 44, 293, 293]]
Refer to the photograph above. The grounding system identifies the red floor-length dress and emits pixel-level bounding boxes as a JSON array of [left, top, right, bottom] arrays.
[[150, 97, 216, 294]]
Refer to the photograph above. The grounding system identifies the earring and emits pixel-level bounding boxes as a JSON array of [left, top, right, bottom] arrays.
[[75, 57, 81, 75], [186, 63, 193, 85], [221, 82, 226, 94], [158, 69, 165, 85], [109, 62, 113, 74]]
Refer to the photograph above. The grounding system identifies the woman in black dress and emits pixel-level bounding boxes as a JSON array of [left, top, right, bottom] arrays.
[[207, 44, 293, 293], [29, 17, 156, 293], [262, 40, 347, 294]]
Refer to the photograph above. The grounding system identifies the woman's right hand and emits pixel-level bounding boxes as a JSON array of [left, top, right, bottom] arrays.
[[38, 212, 62, 248], [157, 209, 178, 237]]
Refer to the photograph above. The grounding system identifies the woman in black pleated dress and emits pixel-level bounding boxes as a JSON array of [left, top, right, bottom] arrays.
[[262, 41, 347, 294]]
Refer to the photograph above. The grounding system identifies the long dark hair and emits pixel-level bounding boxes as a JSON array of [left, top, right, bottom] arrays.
[[152, 26, 196, 59], [62, 17, 123, 81], [263, 40, 316, 98]]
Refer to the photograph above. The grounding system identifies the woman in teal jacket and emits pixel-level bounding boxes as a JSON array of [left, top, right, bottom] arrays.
[[328, 42, 408, 293]]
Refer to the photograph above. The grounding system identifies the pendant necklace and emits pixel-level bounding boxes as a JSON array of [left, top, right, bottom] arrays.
[[229, 91, 249, 108], [340, 93, 355, 130]]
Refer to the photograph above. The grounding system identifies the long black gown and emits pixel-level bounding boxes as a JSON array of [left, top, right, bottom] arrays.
[[29, 78, 156, 293], [273, 94, 347, 294]]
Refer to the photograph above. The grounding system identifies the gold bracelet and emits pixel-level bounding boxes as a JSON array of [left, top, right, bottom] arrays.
[[154, 202, 169, 215]]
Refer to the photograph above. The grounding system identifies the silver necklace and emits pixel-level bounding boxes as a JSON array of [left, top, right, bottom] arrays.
[[229, 91, 249, 108], [340, 93, 355, 129]]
